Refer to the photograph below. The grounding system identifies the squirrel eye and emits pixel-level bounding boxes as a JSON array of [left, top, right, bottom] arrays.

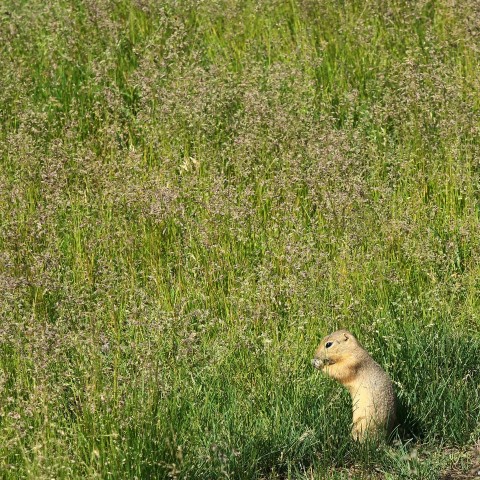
[[325, 341, 333, 348]]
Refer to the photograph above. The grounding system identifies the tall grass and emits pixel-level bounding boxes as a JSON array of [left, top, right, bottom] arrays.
[[1, 0, 479, 478]]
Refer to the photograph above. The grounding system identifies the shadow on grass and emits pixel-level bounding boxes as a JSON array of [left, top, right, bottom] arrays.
[[394, 395, 425, 442]]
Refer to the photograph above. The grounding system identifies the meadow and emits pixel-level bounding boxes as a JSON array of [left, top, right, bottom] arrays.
[[0, 0, 479, 478]]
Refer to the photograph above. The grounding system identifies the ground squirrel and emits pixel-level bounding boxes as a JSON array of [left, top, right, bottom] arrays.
[[312, 329, 396, 442]]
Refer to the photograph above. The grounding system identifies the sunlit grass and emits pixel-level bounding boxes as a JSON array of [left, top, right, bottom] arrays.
[[0, 0, 479, 478]]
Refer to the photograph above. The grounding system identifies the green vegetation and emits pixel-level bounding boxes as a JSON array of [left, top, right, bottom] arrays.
[[1, 0, 479, 478]]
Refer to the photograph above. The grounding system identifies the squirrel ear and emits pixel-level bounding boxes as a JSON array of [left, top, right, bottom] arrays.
[[343, 333, 349, 341]]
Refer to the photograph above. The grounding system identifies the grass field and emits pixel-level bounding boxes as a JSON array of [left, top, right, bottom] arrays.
[[1, 0, 480, 478]]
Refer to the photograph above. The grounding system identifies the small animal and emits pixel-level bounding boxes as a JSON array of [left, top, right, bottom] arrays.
[[312, 329, 396, 441]]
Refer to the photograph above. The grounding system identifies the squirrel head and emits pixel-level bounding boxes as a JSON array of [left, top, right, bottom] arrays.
[[311, 329, 361, 371]]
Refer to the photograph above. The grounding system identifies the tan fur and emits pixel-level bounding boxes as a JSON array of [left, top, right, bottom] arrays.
[[312, 330, 396, 442]]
